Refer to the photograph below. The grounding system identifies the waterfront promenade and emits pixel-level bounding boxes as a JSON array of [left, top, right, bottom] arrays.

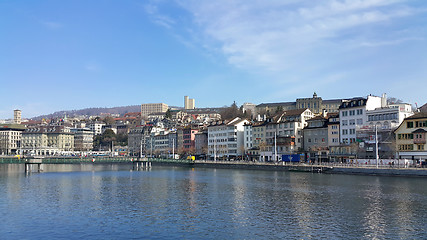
[[1, 156, 426, 177]]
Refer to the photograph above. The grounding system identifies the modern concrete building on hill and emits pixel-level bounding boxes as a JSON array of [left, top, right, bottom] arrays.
[[14, 110, 22, 124], [141, 103, 168, 117], [184, 96, 195, 110]]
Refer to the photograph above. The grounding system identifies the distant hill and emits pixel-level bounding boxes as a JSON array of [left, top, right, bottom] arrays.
[[32, 105, 142, 120]]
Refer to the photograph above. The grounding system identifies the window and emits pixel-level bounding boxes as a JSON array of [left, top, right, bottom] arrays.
[[349, 110, 355, 116], [407, 121, 414, 128], [349, 129, 355, 134], [342, 129, 348, 135], [342, 120, 348, 126], [349, 120, 355, 125], [342, 111, 348, 117], [357, 119, 363, 125], [357, 109, 363, 115]]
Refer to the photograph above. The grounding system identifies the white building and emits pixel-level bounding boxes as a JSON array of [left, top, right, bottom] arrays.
[[243, 123, 253, 151], [88, 122, 105, 135], [208, 117, 249, 160], [339, 95, 382, 144], [366, 103, 413, 130]]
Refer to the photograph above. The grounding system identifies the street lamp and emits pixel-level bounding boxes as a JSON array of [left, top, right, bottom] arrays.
[[375, 124, 379, 168]]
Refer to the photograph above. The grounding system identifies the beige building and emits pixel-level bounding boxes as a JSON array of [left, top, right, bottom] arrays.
[[296, 93, 343, 114], [250, 109, 314, 161], [141, 103, 168, 116], [0, 124, 26, 155], [256, 93, 344, 116], [71, 128, 94, 152], [14, 110, 22, 124], [184, 96, 195, 110], [327, 113, 340, 147], [21, 126, 74, 155], [394, 112, 427, 162]]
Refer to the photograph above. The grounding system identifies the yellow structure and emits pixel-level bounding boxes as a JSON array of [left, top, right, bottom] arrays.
[[21, 126, 74, 155], [394, 112, 427, 162]]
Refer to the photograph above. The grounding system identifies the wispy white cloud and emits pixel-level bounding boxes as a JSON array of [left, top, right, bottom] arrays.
[[145, 0, 427, 103], [40, 20, 63, 29], [170, 0, 422, 72], [144, 3, 176, 28], [360, 37, 424, 47]]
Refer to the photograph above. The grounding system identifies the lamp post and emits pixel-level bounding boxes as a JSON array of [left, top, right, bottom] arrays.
[[375, 124, 379, 168], [214, 134, 217, 162], [274, 131, 277, 162], [139, 138, 142, 159]]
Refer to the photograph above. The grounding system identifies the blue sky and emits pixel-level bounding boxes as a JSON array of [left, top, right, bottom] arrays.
[[1, 0, 426, 119]]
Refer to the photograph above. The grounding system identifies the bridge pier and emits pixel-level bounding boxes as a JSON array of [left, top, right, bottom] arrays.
[[25, 158, 43, 173], [132, 158, 152, 170]]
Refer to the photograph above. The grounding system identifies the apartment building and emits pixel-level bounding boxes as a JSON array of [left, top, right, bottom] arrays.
[[339, 95, 382, 144], [71, 128, 94, 152], [303, 114, 329, 162], [394, 112, 427, 162], [21, 126, 74, 155], [88, 122, 105, 135], [0, 124, 26, 155], [327, 113, 340, 148], [366, 103, 413, 129], [208, 117, 249, 160]]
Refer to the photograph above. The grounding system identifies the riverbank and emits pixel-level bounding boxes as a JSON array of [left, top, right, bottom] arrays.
[[190, 161, 427, 177], [1, 157, 426, 177]]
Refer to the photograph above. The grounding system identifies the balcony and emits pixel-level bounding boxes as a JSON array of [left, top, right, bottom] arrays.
[[414, 138, 426, 144]]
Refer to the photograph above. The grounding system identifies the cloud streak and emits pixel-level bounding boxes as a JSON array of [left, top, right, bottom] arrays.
[[171, 0, 422, 72], [145, 0, 427, 101]]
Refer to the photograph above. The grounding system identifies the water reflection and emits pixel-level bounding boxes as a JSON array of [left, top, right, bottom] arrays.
[[0, 165, 427, 239]]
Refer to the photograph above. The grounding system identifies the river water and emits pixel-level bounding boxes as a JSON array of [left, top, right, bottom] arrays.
[[1, 164, 426, 239]]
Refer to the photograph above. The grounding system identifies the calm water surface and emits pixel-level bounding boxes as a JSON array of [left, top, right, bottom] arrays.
[[1, 164, 426, 239]]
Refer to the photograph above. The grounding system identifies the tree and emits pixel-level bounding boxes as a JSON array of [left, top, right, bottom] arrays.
[[165, 109, 172, 119], [103, 116, 115, 125], [93, 129, 117, 150], [116, 133, 128, 146], [220, 101, 244, 120]]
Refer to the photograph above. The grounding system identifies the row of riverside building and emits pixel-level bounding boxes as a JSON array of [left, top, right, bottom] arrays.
[[1, 93, 426, 164]]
